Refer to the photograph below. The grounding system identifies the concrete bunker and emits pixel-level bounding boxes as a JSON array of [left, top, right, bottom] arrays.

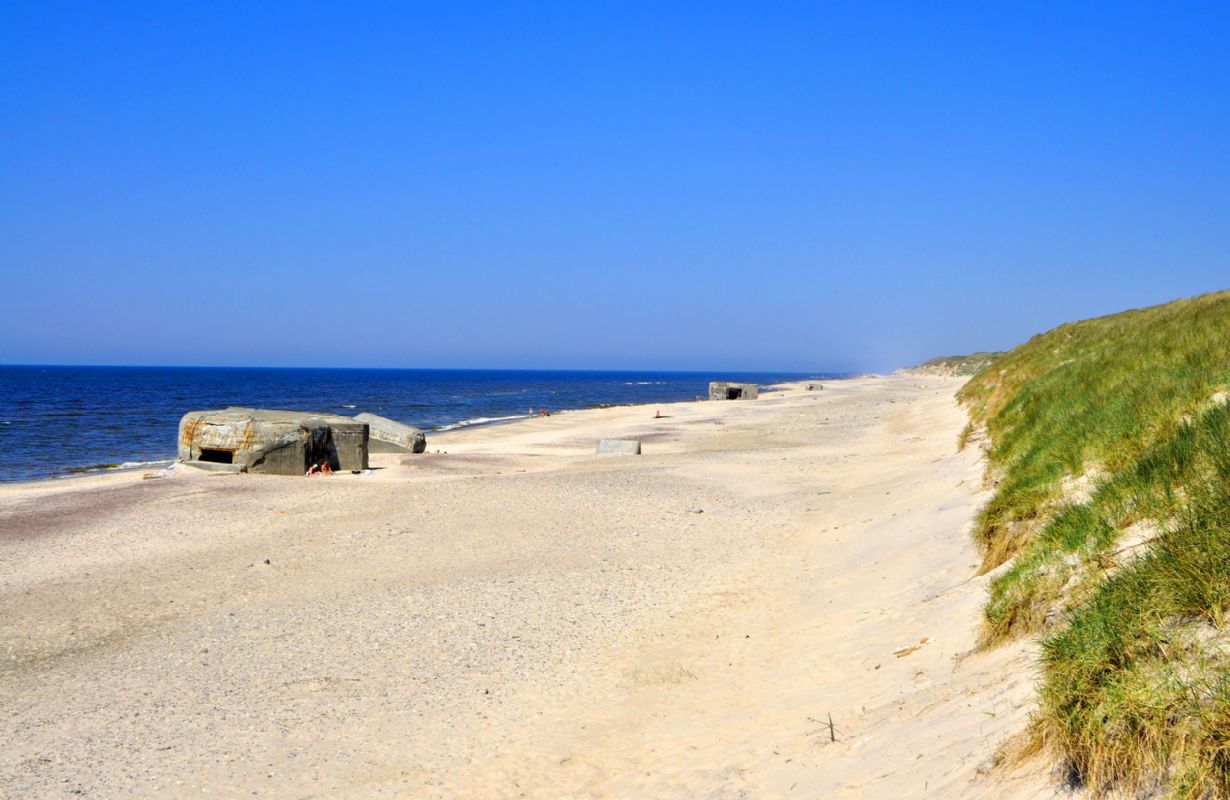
[[178, 407, 369, 476], [708, 381, 760, 401]]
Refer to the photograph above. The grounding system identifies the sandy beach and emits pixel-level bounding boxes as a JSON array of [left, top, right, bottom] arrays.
[[1, 375, 1058, 798]]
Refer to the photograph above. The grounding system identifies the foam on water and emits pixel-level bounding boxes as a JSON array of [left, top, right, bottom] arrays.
[[62, 459, 175, 477], [432, 414, 531, 432]]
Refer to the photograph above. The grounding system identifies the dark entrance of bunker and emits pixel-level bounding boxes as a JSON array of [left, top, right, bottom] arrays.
[[198, 448, 234, 464], [306, 427, 339, 471]]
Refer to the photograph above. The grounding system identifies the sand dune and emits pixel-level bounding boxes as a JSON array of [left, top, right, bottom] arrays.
[[0, 375, 1060, 798]]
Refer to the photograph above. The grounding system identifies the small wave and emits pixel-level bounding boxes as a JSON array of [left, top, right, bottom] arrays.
[[625, 381, 666, 385], [118, 459, 175, 470], [63, 459, 174, 475], [65, 463, 121, 474], [340, 404, 358, 409], [432, 414, 528, 432]]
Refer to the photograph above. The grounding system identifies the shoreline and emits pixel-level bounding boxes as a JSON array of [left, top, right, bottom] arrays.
[[0, 374, 1051, 798], [0, 374, 839, 485]]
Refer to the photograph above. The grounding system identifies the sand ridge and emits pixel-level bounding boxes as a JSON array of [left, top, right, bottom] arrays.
[[0, 375, 1060, 798]]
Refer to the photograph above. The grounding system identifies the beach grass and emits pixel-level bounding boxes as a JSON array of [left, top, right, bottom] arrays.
[[958, 289, 1230, 795], [919, 352, 1005, 377]]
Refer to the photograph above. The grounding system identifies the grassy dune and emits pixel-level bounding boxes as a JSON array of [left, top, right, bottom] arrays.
[[917, 351, 1005, 377], [958, 290, 1230, 796]]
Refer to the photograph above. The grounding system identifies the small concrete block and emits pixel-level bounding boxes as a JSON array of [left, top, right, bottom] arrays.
[[596, 439, 641, 455], [354, 413, 427, 454]]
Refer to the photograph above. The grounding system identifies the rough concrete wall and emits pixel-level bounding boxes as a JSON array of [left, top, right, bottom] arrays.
[[248, 435, 308, 475], [326, 422, 369, 471], [177, 412, 204, 462], [354, 413, 426, 454]]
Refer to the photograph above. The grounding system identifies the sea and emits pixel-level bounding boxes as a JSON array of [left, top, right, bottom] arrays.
[[0, 366, 836, 483]]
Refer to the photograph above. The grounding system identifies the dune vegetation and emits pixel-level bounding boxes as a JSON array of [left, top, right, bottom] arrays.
[[958, 290, 1230, 797], [916, 351, 1005, 377]]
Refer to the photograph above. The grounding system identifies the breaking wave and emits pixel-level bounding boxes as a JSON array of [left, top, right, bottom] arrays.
[[432, 414, 529, 432], [62, 459, 174, 476]]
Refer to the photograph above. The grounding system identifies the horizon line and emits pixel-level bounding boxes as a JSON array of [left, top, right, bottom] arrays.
[[0, 361, 848, 376]]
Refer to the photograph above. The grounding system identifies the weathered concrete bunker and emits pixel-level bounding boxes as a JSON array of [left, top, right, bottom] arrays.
[[708, 381, 759, 401], [178, 407, 369, 475]]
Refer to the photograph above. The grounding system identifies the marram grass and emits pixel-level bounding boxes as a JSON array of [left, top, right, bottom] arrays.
[[959, 290, 1230, 796]]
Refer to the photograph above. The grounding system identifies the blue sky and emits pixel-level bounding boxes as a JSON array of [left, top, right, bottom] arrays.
[[2, 2, 1228, 371]]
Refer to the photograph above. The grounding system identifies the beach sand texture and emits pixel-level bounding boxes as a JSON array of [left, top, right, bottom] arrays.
[[0, 375, 1060, 798]]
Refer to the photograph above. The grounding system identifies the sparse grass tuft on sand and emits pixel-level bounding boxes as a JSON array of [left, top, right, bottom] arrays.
[[622, 665, 699, 687]]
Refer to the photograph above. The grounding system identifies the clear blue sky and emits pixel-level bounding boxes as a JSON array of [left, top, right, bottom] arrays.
[[2, 2, 1228, 372]]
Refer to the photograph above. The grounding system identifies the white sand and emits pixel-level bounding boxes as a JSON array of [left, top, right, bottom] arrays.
[[0, 375, 1061, 798]]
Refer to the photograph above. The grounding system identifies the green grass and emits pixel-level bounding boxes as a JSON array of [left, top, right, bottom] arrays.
[[957, 290, 1230, 796], [1038, 444, 1230, 797], [961, 291, 1230, 577], [918, 351, 1005, 376]]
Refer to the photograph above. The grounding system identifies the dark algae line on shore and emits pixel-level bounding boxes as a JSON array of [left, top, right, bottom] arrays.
[[0, 367, 826, 482], [959, 289, 1230, 797]]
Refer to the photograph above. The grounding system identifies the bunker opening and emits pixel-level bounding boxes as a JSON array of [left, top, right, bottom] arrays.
[[306, 427, 337, 470], [708, 381, 759, 401], [198, 447, 234, 464]]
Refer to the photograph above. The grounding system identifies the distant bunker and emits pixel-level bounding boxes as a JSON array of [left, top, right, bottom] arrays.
[[708, 381, 759, 401], [178, 407, 369, 475]]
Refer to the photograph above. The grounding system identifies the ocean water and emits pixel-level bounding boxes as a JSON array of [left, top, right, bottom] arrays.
[[0, 366, 834, 483]]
